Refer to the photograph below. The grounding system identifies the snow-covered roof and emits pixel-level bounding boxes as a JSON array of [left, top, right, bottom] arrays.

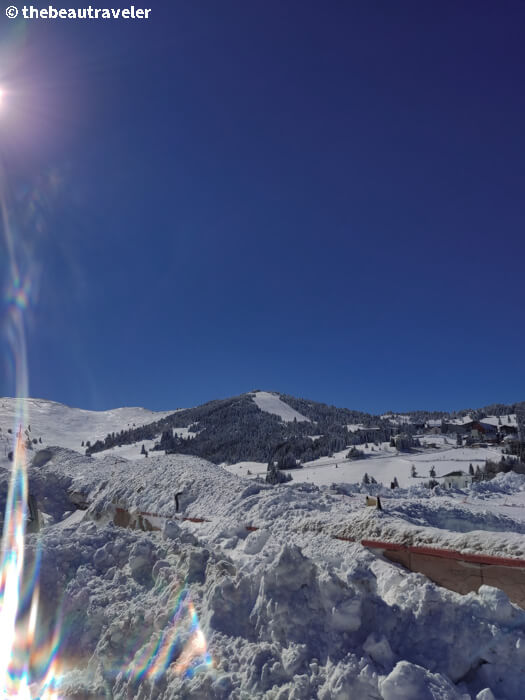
[[479, 415, 517, 428]]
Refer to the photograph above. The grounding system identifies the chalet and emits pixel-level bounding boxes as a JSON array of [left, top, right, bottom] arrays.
[[470, 421, 498, 441], [446, 419, 475, 435], [440, 470, 472, 489], [426, 420, 442, 431]]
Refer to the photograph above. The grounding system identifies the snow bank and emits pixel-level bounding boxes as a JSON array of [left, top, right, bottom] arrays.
[[311, 507, 525, 560], [4, 446, 525, 698], [470, 471, 525, 497]]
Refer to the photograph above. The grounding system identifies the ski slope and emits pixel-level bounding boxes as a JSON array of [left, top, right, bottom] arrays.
[[251, 391, 310, 422]]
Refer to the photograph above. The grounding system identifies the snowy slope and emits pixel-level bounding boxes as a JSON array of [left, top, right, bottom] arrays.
[[0, 397, 174, 455], [251, 391, 310, 422], [225, 442, 505, 491], [284, 443, 501, 489]]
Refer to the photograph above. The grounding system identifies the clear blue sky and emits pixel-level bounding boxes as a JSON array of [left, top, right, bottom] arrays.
[[1, 1, 524, 414]]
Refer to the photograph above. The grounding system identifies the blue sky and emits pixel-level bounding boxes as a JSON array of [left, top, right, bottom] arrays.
[[1, 1, 524, 414]]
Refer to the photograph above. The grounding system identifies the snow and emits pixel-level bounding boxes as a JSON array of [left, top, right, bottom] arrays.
[[1, 397, 525, 698], [448, 416, 475, 426], [0, 397, 174, 455], [222, 461, 266, 478], [480, 415, 517, 428], [226, 443, 504, 493], [17, 448, 525, 699], [251, 391, 310, 423], [381, 414, 412, 425], [91, 428, 197, 461]]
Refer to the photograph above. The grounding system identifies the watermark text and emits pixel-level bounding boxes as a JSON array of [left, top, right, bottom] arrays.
[[6, 5, 152, 19]]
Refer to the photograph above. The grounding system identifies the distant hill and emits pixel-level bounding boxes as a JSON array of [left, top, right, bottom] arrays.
[[85, 391, 390, 464], [2, 392, 523, 470], [86, 391, 523, 466]]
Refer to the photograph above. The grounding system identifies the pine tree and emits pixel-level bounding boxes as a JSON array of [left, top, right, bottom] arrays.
[[362, 473, 370, 485], [411, 465, 417, 477], [469, 463, 474, 476], [429, 465, 436, 478]]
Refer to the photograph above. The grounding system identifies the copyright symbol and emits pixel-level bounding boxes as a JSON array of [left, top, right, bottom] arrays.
[[6, 5, 18, 18]]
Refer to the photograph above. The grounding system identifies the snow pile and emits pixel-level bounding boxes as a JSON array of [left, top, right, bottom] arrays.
[[470, 471, 525, 498], [27, 509, 525, 699], [4, 447, 521, 698], [387, 500, 525, 535], [33, 447, 257, 524], [308, 507, 525, 561]]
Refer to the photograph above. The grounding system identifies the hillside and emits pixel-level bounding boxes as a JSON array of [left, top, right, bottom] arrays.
[[83, 391, 391, 465], [82, 391, 525, 470], [0, 397, 174, 459], [2, 393, 523, 478]]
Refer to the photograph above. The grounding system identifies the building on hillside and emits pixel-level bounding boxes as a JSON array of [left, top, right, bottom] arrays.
[[469, 421, 498, 442], [500, 424, 518, 437], [440, 470, 472, 489], [426, 420, 442, 431], [446, 420, 475, 435]]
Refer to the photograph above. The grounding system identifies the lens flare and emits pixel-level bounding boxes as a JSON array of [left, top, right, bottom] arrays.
[[120, 587, 212, 686], [1, 147, 67, 697], [0, 69, 212, 694]]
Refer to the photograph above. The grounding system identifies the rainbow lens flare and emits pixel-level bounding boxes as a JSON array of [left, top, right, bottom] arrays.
[[118, 587, 213, 687], [1, 106, 212, 696], [1, 153, 66, 696]]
